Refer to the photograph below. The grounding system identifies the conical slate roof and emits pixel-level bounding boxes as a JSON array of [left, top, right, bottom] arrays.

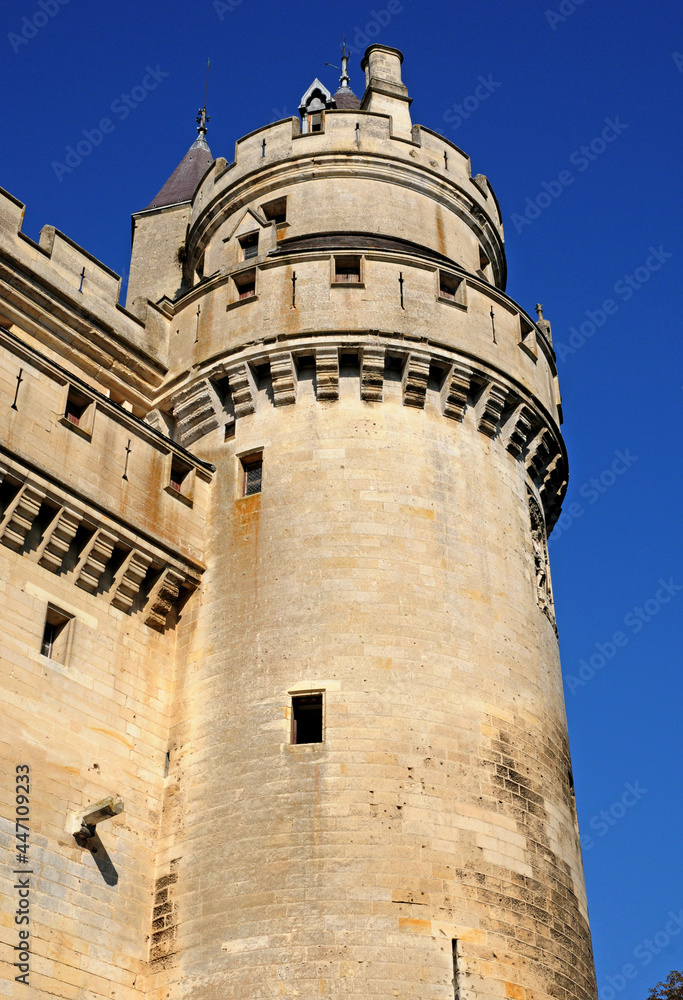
[[332, 86, 361, 110], [145, 135, 214, 211]]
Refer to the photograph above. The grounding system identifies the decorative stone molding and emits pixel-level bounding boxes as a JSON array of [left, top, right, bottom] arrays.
[[270, 352, 297, 406], [529, 489, 556, 634], [38, 508, 82, 573], [172, 379, 220, 447], [402, 352, 431, 408], [0, 485, 44, 551], [361, 347, 385, 402], [145, 569, 185, 632], [226, 362, 257, 417], [111, 550, 153, 613], [76, 530, 118, 593], [475, 383, 508, 438], [315, 347, 339, 400], [0, 460, 202, 629], [441, 363, 472, 422]]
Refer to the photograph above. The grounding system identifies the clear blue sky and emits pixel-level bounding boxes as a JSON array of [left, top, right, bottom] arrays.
[[2, 1, 682, 996]]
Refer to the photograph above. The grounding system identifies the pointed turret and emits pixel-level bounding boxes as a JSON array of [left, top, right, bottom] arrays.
[[145, 133, 214, 211], [126, 103, 214, 311]]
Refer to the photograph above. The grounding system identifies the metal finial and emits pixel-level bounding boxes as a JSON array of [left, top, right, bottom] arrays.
[[326, 38, 351, 89], [340, 37, 350, 88], [196, 58, 211, 137]]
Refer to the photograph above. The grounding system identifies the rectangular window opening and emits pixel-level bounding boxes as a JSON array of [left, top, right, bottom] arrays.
[[334, 256, 361, 283], [64, 386, 91, 426], [41, 605, 72, 661], [169, 457, 191, 493], [439, 271, 462, 302], [239, 233, 259, 261], [291, 693, 323, 744], [235, 268, 257, 300], [242, 453, 263, 497], [261, 197, 287, 226], [309, 113, 323, 133]]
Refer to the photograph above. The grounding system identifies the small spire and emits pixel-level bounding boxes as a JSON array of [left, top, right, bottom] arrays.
[[535, 303, 544, 321], [195, 58, 211, 143], [340, 38, 350, 89]]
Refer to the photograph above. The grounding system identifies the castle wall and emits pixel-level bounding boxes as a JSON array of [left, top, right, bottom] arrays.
[[155, 376, 594, 1000]]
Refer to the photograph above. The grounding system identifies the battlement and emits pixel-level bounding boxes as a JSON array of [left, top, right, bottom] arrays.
[[0, 186, 171, 406], [189, 111, 504, 275]]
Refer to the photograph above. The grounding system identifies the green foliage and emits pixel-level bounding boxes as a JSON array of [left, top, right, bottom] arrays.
[[647, 971, 683, 1000]]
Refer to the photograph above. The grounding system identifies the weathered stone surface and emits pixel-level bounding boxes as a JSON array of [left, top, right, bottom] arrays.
[[0, 40, 593, 1000]]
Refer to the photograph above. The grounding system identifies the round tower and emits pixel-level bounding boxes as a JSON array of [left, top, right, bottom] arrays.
[[144, 45, 597, 1000]]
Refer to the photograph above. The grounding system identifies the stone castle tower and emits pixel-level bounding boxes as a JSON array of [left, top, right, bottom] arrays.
[[0, 44, 597, 1000]]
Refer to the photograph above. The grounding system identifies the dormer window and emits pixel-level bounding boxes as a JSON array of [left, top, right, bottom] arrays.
[[262, 197, 287, 226], [298, 78, 333, 133], [240, 233, 259, 261]]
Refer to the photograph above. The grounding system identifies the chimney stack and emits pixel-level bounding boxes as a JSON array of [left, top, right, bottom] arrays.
[[360, 44, 413, 138]]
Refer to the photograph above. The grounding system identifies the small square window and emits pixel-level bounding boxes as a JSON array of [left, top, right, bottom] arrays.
[[333, 256, 362, 284], [234, 269, 257, 301], [62, 386, 94, 436], [308, 113, 323, 133], [41, 605, 72, 662], [240, 233, 259, 261], [169, 458, 190, 493], [438, 271, 466, 308], [262, 198, 287, 226], [165, 456, 194, 504], [241, 454, 263, 497], [291, 694, 323, 744]]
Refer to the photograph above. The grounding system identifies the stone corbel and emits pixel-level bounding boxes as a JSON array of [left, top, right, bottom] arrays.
[[38, 507, 82, 573], [171, 379, 220, 447], [361, 347, 385, 402], [315, 348, 339, 401], [269, 352, 297, 406], [111, 550, 153, 613], [76, 530, 118, 593], [441, 363, 472, 422], [0, 484, 45, 551], [402, 352, 431, 408], [226, 362, 257, 417], [476, 382, 508, 438]]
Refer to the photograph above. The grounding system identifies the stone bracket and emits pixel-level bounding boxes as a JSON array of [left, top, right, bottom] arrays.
[[476, 382, 508, 438], [37, 507, 82, 573], [441, 363, 472, 422], [111, 550, 153, 613], [171, 379, 220, 447], [402, 352, 431, 408], [0, 485, 45, 552], [226, 362, 257, 417], [270, 352, 297, 406], [76, 530, 118, 593], [315, 347, 339, 400], [144, 569, 187, 632], [361, 346, 385, 402]]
